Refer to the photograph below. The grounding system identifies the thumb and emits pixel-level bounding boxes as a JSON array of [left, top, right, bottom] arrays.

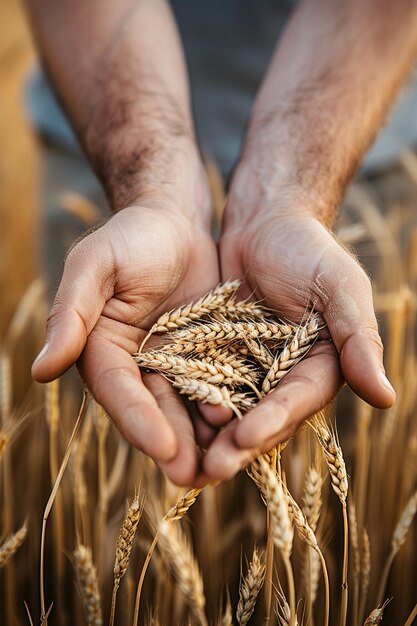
[[32, 233, 114, 382], [317, 242, 395, 409]]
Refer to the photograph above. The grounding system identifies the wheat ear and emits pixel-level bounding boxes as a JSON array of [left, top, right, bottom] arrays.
[[359, 527, 371, 624], [286, 491, 329, 626], [110, 495, 144, 626], [135, 352, 261, 396], [140, 281, 241, 350], [302, 464, 323, 533], [261, 325, 318, 394], [236, 547, 266, 626], [0, 521, 28, 568], [254, 457, 296, 626], [158, 520, 208, 626], [172, 376, 255, 419], [133, 488, 203, 626], [309, 414, 348, 626], [73, 545, 102, 626]]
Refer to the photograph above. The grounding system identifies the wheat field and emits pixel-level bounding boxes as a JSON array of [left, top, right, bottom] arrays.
[[1, 2, 417, 625]]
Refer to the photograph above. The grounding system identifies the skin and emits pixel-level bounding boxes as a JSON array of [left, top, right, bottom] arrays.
[[28, 0, 417, 486]]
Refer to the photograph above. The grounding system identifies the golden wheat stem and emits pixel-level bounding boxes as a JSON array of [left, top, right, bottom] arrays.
[[40, 389, 88, 625], [348, 499, 360, 626], [283, 554, 296, 626], [45, 380, 65, 622], [376, 490, 417, 605], [340, 502, 349, 626], [403, 603, 417, 626], [95, 405, 109, 581], [262, 514, 274, 626], [132, 533, 159, 626]]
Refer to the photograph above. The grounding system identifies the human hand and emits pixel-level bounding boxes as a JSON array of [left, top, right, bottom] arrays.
[[202, 186, 396, 481], [32, 193, 221, 486]]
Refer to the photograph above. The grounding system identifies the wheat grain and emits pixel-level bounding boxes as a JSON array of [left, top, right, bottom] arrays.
[[302, 465, 323, 533], [236, 547, 265, 626], [172, 376, 255, 418], [242, 337, 274, 369], [213, 299, 268, 321], [164, 488, 203, 522], [261, 327, 318, 394]]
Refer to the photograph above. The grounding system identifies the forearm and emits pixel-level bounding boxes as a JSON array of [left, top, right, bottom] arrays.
[[229, 0, 417, 227], [26, 0, 206, 215]]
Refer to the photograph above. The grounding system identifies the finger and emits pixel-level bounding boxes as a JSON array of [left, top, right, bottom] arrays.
[[144, 374, 201, 486], [198, 402, 234, 427], [203, 421, 258, 482], [316, 241, 395, 408], [233, 341, 342, 453], [190, 406, 219, 449], [32, 231, 114, 382], [79, 334, 177, 462]]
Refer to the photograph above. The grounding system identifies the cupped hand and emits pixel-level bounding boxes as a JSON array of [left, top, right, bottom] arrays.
[[32, 204, 220, 486], [203, 210, 396, 481]]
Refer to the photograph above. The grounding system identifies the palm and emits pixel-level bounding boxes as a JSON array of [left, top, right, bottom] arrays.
[[34, 204, 220, 485], [200, 213, 392, 482]]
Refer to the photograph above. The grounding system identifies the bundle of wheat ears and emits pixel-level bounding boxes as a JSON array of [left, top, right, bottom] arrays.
[[134, 280, 320, 419]]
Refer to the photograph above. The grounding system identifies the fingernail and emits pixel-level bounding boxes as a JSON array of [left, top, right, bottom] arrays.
[[33, 342, 49, 367], [379, 371, 395, 397]]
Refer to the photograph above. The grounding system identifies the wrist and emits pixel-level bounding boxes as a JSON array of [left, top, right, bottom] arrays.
[[84, 99, 211, 224], [224, 154, 335, 235]]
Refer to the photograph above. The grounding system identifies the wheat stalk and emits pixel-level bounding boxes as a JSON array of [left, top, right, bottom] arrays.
[[377, 490, 417, 605], [73, 545, 102, 626], [286, 490, 330, 626], [236, 547, 265, 626], [0, 522, 27, 569], [349, 499, 360, 625]]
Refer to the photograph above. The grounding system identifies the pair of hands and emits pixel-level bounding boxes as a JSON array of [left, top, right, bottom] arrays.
[[32, 162, 395, 487]]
